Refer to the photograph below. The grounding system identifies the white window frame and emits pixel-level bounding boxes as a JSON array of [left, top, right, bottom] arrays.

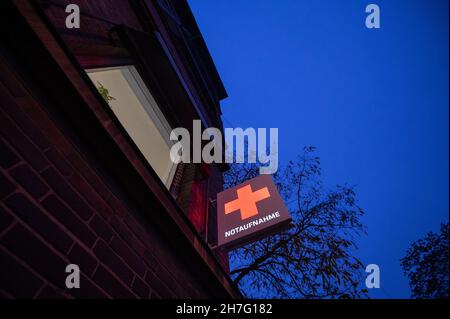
[[86, 65, 177, 188]]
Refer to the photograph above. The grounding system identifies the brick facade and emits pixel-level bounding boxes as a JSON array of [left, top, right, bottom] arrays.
[[0, 0, 238, 299]]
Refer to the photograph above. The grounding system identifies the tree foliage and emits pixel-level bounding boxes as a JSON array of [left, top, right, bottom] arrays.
[[400, 223, 449, 299], [224, 147, 368, 298]]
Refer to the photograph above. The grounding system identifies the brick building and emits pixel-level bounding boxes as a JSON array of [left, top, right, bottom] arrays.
[[0, 0, 240, 298]]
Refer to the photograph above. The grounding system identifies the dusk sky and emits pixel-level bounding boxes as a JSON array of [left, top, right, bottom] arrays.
[[189, 0, 449, 298]]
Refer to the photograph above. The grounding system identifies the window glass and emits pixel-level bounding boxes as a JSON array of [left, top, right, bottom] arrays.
[[86, 66, 176, 188]]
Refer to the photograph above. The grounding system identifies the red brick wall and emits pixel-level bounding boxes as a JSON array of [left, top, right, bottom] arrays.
[[47, 0, 143, 31], [0, 52, 212, 299]]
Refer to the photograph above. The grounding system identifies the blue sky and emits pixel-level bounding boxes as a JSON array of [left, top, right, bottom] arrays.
[[189, 0, 449, 298]]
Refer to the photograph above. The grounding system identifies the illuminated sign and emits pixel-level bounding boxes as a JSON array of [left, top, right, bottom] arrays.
[[217, 175, 292, 249]]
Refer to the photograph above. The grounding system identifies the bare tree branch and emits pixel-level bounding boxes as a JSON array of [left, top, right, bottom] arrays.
[[224, 146, 368, 298]]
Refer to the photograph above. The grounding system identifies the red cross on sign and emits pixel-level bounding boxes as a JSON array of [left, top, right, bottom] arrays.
[[224, 185, 270, 220], [217, 174, 292, 250]]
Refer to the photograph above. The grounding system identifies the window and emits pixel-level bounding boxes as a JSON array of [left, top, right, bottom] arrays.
[[86, 66, 177, 188]]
